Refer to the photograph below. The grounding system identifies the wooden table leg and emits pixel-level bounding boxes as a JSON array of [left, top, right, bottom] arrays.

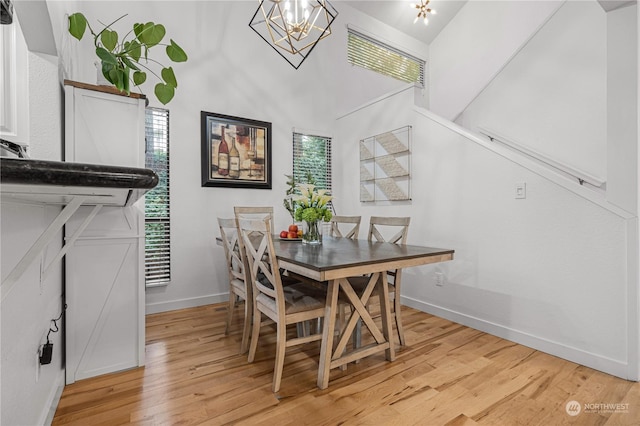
[[318, 279, 339, 389], [378, 272, 395, 361]]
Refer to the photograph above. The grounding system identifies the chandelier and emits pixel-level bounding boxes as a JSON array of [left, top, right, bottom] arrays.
[[411, 0, 436, 25], [249, 0, 338, 69]]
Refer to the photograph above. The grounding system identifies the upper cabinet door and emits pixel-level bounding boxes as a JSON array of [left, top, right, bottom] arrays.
[[1, 17, 29, 145], [64, 82, 146, 168]]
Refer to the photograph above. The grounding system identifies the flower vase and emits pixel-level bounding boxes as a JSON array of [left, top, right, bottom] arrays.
[[302, 220, 322, 245]]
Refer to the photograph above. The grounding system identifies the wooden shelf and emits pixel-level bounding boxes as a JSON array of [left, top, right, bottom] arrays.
[[64, 79, 147, 100]]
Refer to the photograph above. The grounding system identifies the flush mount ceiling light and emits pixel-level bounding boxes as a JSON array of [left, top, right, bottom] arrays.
[[249, 0, 338, 69], [411, 0, 436, 25]]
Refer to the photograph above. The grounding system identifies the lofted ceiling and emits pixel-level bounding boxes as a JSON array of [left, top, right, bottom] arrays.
[[342, 0, 468, 45], [344, 0, 639, 46]]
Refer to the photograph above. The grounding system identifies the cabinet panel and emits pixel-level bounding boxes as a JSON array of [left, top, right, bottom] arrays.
[[65, 239, 142, 382], [65, 86, 145, 167]]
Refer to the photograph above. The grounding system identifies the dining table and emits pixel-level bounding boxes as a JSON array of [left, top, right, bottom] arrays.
[[273, 236, 454, 389]]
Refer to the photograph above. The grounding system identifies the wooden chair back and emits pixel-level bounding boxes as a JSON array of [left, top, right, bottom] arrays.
[[237, 217, 284, 315], [233, 206, 274, 224], [368, 216, 410, 244], [329, 215, 361, 240], [218, 217, 245, 288]]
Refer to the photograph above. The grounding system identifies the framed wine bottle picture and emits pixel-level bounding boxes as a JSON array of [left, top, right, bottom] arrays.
[[200, 111, 272, 189]]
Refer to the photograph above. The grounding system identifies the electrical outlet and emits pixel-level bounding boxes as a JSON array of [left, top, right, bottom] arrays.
[[435, 272, 445, 287]]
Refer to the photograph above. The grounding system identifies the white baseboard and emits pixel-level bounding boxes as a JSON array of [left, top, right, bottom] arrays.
[[145, 293, 228, 315], [402, 296, 632, 381], [42, 370, 65, 426]]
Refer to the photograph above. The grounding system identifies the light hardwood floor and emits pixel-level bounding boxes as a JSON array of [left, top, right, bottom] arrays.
[[53, 303, 640, 425]]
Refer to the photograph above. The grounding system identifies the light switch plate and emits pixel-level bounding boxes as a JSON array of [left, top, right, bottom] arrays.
[[515, 182, 526, 199]]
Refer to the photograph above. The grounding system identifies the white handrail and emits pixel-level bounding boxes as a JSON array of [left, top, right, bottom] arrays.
[[477, 126, 606, 188]]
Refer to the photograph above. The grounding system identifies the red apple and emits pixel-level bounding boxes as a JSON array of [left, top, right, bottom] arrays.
[[288, 224, 298, 233], [280, 230, 288, 238], [288, 231, 297, 239]]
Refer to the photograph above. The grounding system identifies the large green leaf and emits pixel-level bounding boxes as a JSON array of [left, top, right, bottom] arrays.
[[104, 63, 119, 86], [113, 68, 125, 92], [155, 83, 175, 105], [137, 22, 165, 47], [123, 67, 130, 93], [133, 22, 144, 39], [161, 67, 177, 88], [96, 47, 118, 65], [68, 13, 87, 40], [100, 29, 118, 52], [101, 62, 115, 84], [126, 40, 142, 62], [166, 40, 187, 62], [133, 71, 147, 86]]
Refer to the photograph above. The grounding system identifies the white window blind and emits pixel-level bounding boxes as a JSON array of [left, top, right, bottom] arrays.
[[292, 132, 332, 193], [145, 107, 171, 287], [347, 28, 425, 86]]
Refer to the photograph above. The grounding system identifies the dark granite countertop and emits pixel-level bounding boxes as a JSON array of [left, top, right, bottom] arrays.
[[0, 157, 158, 206], [1, 157, 158, 188]]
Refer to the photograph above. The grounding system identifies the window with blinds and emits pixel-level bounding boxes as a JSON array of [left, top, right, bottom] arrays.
[[144, 107, 171, 287], [347, 28, 425, 86], [292, 132, 332, 193]]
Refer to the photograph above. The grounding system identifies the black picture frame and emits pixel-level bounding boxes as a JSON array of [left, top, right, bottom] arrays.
[[200, 111, 272, 189]]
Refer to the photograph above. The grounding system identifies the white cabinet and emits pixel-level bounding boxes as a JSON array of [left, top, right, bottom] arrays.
[[64, 81, 147, 384]]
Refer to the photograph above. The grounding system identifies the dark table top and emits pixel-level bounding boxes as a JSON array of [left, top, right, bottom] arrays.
[[274, 236, 454, 281]]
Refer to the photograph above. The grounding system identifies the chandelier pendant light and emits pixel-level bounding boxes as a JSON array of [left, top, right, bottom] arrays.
[[411, 0, 436, 25], [249, 0, 338, 69]]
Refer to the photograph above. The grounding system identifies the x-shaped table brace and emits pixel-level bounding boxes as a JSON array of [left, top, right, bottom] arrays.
[[317, 271, 395, 389]]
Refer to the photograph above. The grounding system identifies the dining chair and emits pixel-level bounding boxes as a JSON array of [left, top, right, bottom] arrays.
[[218, 217, 252, 354], [350, 216, 411, 346], [238, 217, 326, 392], [328, 215, 361, 240]]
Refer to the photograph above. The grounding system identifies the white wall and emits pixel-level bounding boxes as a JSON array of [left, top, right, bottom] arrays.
[[1, 16, 65, 426], [460, 1, 608, 184], [429, 0, 563, 121], [607, 4, 638, 214]]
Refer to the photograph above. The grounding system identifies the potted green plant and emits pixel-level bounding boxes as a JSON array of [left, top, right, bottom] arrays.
[[68, 12, 188, 105]]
